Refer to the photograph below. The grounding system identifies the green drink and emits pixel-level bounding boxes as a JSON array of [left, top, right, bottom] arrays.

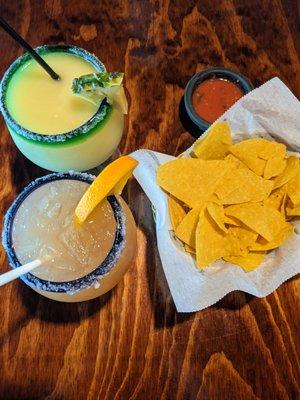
[[0, 45, 125, 171]]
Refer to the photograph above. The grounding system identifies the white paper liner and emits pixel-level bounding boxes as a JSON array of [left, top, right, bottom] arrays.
[[131, 77, 300, 312]]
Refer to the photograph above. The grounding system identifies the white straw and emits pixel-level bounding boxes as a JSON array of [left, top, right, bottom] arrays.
[[0, 259, 42, 287]]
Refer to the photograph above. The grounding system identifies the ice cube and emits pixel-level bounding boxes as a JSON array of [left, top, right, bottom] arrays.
[[46, 202, 62, 219], [37, 196, 50, 213], [49, 185, 59, 197]]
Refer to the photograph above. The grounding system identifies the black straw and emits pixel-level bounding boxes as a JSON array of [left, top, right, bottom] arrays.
[[0, 16, 60, 80]]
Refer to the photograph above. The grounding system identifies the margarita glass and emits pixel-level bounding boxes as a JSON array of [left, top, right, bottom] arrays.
[[0, 45, 124, 172], [2, 172, 136, 302]]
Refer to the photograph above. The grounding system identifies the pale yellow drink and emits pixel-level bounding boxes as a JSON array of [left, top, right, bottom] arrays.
[[1, 45, 124, 172], [6, 175, 136, 302], [6, 52, 99, 134]]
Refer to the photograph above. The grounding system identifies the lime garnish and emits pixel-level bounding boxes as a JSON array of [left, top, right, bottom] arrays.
[[72, 72, 128, 114]]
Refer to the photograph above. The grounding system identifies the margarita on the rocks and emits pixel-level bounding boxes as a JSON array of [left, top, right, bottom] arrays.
[[0, 45, 125, 172], [2, 172, 136, 302]]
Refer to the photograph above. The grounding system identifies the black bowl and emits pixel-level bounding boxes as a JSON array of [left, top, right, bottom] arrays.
[[182, 67, 254, 138]]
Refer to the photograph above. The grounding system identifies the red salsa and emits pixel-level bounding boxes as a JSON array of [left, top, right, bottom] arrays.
[[192, 78, 244, 123]]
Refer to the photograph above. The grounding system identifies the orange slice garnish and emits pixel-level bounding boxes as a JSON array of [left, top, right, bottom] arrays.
[[75, 155, 138, 223]]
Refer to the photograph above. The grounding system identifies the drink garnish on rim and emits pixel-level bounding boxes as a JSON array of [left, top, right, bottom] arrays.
[[72, 71, 128, 114]]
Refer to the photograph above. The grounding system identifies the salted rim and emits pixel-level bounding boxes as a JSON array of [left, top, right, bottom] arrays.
[[0, 45, 111, 144], [2, 172, 126, 293]]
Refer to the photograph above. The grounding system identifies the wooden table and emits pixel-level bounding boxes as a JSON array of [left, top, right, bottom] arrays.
[[0, 1, 299, 399]]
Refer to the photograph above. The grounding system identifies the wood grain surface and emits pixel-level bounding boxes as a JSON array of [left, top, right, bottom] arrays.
[[0, 1, 299, 399]]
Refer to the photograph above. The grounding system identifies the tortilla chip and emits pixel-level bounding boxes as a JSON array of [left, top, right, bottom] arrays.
[[223, 252, 266, 272], [286, 170, 300, 207], [175, 208, 200, 248], [258, 141, 286, 160], [264, 186, 287, 211], [286, 206, 300, 217], [157, 158, 230, 208], [280, 193, 288, 217], [231, 138, 285, 156], [192, 121, 232, 160], [224, 215, 241, 226], [168, 195, 186, 230], [225, 202, 287, 241], [184, 243, 196, 254], [264, 156, 286, 179], [196, 209, 231, 268], [209, 193, 222, 204], [229, 140, 267, 176], [227, 226, 258, 256], [207, 202, 227, 233], [215, 159, 273, 204], [224, 153, 245, 167], [229, 138, 286, 175], [272, 156, 299, 189], [250, 223, 294, 251]]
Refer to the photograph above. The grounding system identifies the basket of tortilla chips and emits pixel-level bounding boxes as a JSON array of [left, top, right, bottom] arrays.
[[157, 121, 299, 272], [131, 78, 300, 312]]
